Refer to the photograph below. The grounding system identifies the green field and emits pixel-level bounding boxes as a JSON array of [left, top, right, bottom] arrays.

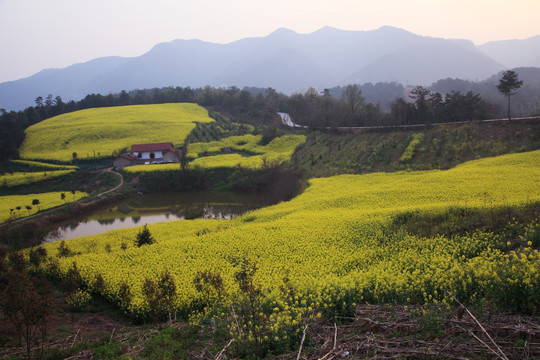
[[35, 150, 540, 331], [19, 103, 214, 162]]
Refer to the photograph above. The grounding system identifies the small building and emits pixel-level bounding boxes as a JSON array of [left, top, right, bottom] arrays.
[[131, 142, 175, 161], [113, 153, 137, 170], [113, 142, 182, 169], [163, 149, 181, 163]]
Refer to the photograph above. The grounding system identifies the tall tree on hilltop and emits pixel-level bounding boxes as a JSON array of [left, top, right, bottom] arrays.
[[496, 70, 523, 120], [342, 84, 365, 126], [410, 86, 432, 124]]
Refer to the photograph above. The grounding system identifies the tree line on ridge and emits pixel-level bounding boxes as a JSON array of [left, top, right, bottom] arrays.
[[0, 70, 532, 163]]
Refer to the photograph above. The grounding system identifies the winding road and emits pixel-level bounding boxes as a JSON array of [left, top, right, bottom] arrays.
[[277, 112, 540, 131], [96, 167, 124, 197]]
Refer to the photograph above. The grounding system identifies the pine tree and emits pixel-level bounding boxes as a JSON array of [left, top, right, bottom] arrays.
[[135, 224, 155, 247]]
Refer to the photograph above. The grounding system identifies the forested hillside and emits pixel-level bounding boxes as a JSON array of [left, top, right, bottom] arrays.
[[2, 67, 539, 164]]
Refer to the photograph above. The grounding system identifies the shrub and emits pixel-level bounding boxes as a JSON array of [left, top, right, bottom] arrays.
[[28, 246, 47, 268], [66, 289, 92, 312], [142, 270, 177, 322], [60, 262, 83, 295], [193, 270, 224, 308], [135, 224, 155, 247], [57, 240, 72, 257]]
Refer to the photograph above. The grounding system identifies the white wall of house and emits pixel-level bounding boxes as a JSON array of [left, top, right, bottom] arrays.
[[134, 151, 165, 160]]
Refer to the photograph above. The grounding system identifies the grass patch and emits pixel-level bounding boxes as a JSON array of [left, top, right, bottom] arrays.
[[293, 121, 540, 177]]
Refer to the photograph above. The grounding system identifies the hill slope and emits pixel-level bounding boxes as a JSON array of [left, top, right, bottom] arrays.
[[0, 26, 511, 111], [479, 35, 540, 68], [292, 120, 540, 178], [19, 103, 213, 162], [36, 149, 540, 322]]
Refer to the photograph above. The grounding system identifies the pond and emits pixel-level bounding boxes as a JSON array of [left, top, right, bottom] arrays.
[[45, 191, 278, 241]]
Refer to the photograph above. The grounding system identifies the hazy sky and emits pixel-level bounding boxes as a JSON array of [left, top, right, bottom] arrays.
[[1, 0, 539, 83]]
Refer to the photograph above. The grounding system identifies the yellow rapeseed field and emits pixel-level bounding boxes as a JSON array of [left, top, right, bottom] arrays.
[[35, 150, 540, 328], [19, 103, 213, 162], [125, 134, 306, 172], [1, 191, 88, 222], [0, 170, 76, 187], [10, 160, 78, 170]]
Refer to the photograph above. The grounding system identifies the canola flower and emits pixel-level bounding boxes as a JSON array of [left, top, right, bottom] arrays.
[[20, 103, 213, 162], [188, 134, 263, 157], [34, 150, 540, 330], [10, 160, 78, 170], [399, 133, 424, 163], [1, 191, 88, 222], [125, 134, 306, 172], [0, 170, 76, 187]]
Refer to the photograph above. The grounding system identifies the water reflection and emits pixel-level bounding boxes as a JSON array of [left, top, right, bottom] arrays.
[[45, 191, 277, 241]]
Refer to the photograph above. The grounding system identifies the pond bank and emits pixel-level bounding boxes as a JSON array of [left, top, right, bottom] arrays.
[[45, 190, 280, 241]]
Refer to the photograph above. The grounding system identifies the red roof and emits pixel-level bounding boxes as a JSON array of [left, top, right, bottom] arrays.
[[119, 153, 137, 160], [131, 142, 174, 152]]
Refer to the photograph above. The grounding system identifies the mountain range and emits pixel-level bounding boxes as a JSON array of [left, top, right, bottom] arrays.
[[1, 26, 539, 111]]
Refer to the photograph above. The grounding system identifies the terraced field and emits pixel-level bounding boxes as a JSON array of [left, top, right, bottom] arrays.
[[124, 134, 306, 172]]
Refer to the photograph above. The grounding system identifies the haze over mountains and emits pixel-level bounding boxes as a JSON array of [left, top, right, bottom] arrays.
[[1, 26, 539, 111]]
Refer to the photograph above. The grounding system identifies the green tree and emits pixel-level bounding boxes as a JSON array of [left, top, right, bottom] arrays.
[[410, 86, 432, 124], [119, 90, 130, 105], [496, 70, 523, 120], [321, 88, 333, 127], [341, 84, 365, 126], [31, 199, 40, 211], [135, 224, 155, 247], [179, 144, 189, 172]]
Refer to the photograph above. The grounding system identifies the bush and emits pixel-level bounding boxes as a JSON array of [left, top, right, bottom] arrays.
[[28, 246, 47, 268], [142, 270, 177, 322], [66, 289, 92, 312]]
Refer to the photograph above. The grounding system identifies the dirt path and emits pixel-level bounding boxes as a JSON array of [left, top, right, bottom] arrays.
[[96, 167, 124, 197]]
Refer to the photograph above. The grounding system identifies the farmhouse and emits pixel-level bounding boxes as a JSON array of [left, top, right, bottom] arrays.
[[113, 153, 137, 170], [131, 142, 175, 160], [113, 142, 182, 169]]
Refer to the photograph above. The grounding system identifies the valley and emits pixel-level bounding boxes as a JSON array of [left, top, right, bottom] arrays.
[[0, 100, 539, 359]]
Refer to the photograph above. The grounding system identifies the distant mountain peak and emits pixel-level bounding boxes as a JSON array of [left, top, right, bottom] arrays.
[[2, 25, 538, 111], [314, 25, 342, 33], [268, 27, 298, 37]]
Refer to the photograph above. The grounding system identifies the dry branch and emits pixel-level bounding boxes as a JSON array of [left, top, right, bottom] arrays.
[[296, 324, 309, 360], [445, 290, 509, 360]]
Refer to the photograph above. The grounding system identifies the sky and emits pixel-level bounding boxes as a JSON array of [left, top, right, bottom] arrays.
[[0, 0, 539, 83]]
